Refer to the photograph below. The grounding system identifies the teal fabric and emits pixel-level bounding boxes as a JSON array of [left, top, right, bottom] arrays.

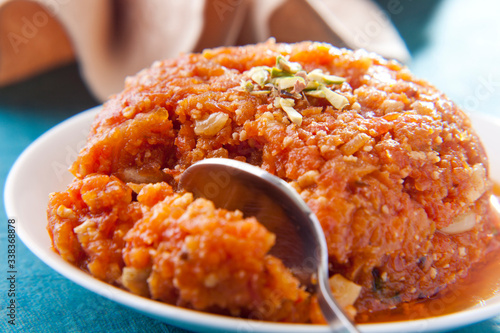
[[1, 0, 499, 332]]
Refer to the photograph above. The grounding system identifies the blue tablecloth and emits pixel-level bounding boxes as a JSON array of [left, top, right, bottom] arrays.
[[1, 0, 499, 332]]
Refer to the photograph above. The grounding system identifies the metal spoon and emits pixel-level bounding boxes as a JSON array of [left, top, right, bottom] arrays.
[[179, 158, 360, 333]]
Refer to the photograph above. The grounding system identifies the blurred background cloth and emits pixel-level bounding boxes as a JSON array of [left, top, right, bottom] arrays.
[[0, 0, 409, 101]]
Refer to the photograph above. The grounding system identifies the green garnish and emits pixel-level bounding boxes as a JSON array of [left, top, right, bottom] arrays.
[[276, 55, 302, 73], [240, 55, 349, 125], [278, 97, 303, 126], [248, 66, 269, 87], [303, 83, 349, 110], [275, 76, 306, 90], [250, 90, 272, 95], [306, 69, 345, 85], [270, 67, 290, 78], [318, 85, 349, 109]]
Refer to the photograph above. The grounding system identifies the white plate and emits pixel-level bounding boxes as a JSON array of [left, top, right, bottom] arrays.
[[4, 106, 500, 333]]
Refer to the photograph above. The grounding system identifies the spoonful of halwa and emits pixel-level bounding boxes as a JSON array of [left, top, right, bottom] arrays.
[[180, 158, 359, 333]]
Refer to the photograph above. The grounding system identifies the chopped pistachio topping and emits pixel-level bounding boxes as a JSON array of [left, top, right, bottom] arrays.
[[250, 90, 272, 95], [278, 97, 303, 126], [276, 76, 305, 90], [305, 89, 325, 98], [305, 80, 320, 90], [306, 69, 345, 85], [240, 55, 349, 125], [240, 80, 254, 92], [319, 85, 349, 109], [276, 55, 302, 73], [248, 66, 270, 87]]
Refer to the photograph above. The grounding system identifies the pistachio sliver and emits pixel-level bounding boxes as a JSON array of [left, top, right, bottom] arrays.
[[250, 90, 272, 95], [276, 55, 302, 74], [305, 90, 325, 98], [248, 67, 270, 87], [275, 76, 306, 90], [322, 75, 346, 85], [240, 80, 254, 92], [278, 97, 302, 126], [319, 85, 349, 109], [252, 71, 268, 87], [307, 69, 345, 85], [305, 81, 320, 90], [270, 67, 292, 78]]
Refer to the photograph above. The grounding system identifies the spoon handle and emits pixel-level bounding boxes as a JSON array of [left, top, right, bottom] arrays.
[[317, 266, 361, 333]]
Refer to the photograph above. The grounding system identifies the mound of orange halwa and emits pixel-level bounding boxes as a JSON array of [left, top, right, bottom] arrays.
[[47, 40, 499, 322]]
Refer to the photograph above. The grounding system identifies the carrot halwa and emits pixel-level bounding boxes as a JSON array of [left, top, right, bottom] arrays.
[[47, 40, 500, 322]]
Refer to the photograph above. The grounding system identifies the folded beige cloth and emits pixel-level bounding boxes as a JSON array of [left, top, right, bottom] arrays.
[[0, 0, 409, 101]]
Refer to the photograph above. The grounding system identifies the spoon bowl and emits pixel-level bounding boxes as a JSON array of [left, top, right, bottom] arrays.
[[179, 158, 359, 333]]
